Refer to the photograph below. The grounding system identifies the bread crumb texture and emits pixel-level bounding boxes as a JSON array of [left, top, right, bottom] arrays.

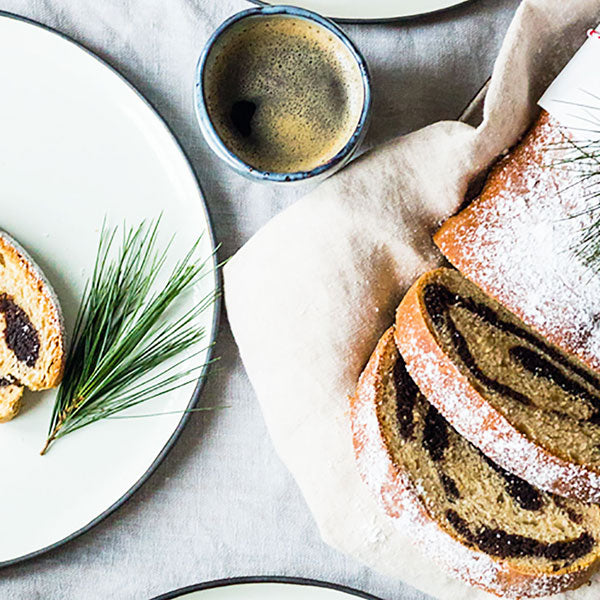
[[0, 232, 65, 421]]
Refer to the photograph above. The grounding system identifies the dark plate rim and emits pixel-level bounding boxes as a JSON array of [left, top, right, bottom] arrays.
[[246, 0, 474, 24], [0, 9, 221, 569], [151, 576, 384, 600]]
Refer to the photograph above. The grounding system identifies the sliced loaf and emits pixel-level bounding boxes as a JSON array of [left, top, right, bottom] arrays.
[[395, 267, 600, 503], [351, 327, 600, 598]]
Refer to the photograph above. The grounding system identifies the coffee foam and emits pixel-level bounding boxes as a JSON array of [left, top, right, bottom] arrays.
[[204, 15, 364, 174]]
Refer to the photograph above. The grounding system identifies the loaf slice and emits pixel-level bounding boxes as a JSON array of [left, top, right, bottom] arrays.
[[0, 231, 65, 419], [434, 110, 600, 373], [351, 327, 600, 598], [0, 377, 24, 423], [395, 267, 600, 503]]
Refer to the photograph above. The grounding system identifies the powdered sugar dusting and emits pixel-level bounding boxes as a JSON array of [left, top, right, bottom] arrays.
[[354, 387, 396, 497], [398, 312, 600, 503], [437, 114, 600, 371], [352, 330, 595, 598]]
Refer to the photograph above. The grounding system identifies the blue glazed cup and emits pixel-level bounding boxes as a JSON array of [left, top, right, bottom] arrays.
[[194, 5, 371, 184]]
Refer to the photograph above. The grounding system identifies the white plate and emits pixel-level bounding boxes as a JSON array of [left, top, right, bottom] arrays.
[[0, 13, 217, 564], [154, 580, 380, 600], [249, 0, 472, 20]]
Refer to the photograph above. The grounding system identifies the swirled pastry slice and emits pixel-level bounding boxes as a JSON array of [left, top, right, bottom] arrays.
[[351, 327, 600, 598], [0, 231, 65, 421], [395, 267, 600, 503]]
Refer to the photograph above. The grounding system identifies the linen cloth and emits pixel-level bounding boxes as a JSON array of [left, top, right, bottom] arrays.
[[225, 1, 600, 599], [0, 1, 523, 599]]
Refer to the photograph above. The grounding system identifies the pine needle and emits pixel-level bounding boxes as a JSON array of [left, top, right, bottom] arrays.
[[41, 218, 217, 455], [547, 106, 600, 270]]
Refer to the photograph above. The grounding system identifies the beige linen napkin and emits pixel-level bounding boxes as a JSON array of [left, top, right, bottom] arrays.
[[224, 2, 600, 599]]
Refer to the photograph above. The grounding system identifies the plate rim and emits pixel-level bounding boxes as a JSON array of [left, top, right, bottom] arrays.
[[0, 9, 221, 568], [246, 0, 474, 23], [151, 576, 384, 600]]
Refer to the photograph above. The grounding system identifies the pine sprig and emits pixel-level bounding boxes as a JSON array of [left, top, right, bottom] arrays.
[[548, 102, 600, 269], [42, 218, 217, 454]]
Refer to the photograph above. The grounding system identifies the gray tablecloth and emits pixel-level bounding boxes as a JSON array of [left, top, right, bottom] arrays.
[[0, 1, 521, 598]]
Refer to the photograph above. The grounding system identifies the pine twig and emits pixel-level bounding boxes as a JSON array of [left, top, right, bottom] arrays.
[[42, 218, 217, 454]]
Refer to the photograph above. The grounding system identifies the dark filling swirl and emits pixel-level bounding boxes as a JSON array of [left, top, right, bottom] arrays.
[[394, 355, 418, 440], [0, 294, 40, 367], [391, 353, 594, 564], [0, 375, 17, 387], [447, 509, 595, 561], [423, 283, 600, 421], [481, 454, 544, 511], [394, 354, 543, 510]]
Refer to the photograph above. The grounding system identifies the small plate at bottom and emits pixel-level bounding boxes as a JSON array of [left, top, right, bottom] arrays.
[[153, 577, 382, 600]]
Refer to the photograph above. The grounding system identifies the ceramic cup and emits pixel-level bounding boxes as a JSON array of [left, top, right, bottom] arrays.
[[194, 5, 371, 184]]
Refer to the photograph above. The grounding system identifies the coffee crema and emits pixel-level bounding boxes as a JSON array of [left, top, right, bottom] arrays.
[[203, 15, 364, 174]]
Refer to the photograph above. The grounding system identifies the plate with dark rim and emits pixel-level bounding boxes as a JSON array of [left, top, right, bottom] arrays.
[[151, 576, 383, 600], [0, 11, 219, 566], [247, 0, 473, 22]]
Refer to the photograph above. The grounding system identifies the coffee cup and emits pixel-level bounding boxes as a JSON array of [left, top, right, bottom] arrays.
[[195, 5, 371, 184]]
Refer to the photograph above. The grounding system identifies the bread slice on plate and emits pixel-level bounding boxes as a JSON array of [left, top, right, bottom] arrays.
[[394, 267, 600, 503], [351, 327, 600, 598], [0, 231, 65, 420]]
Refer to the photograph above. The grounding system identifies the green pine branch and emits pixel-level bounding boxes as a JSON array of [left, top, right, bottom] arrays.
[[42, 218, 218, 455]]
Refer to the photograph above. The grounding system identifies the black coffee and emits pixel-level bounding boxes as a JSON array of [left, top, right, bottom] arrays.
[[204, 15, 364, 173]]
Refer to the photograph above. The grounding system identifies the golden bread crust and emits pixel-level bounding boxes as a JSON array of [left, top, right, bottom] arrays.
[[434, 111, 600, 372], [352, 325, 600, 598], [394, 268, 600, 502], [0, 231, 65, 421], [0, 232, 65, 390]]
